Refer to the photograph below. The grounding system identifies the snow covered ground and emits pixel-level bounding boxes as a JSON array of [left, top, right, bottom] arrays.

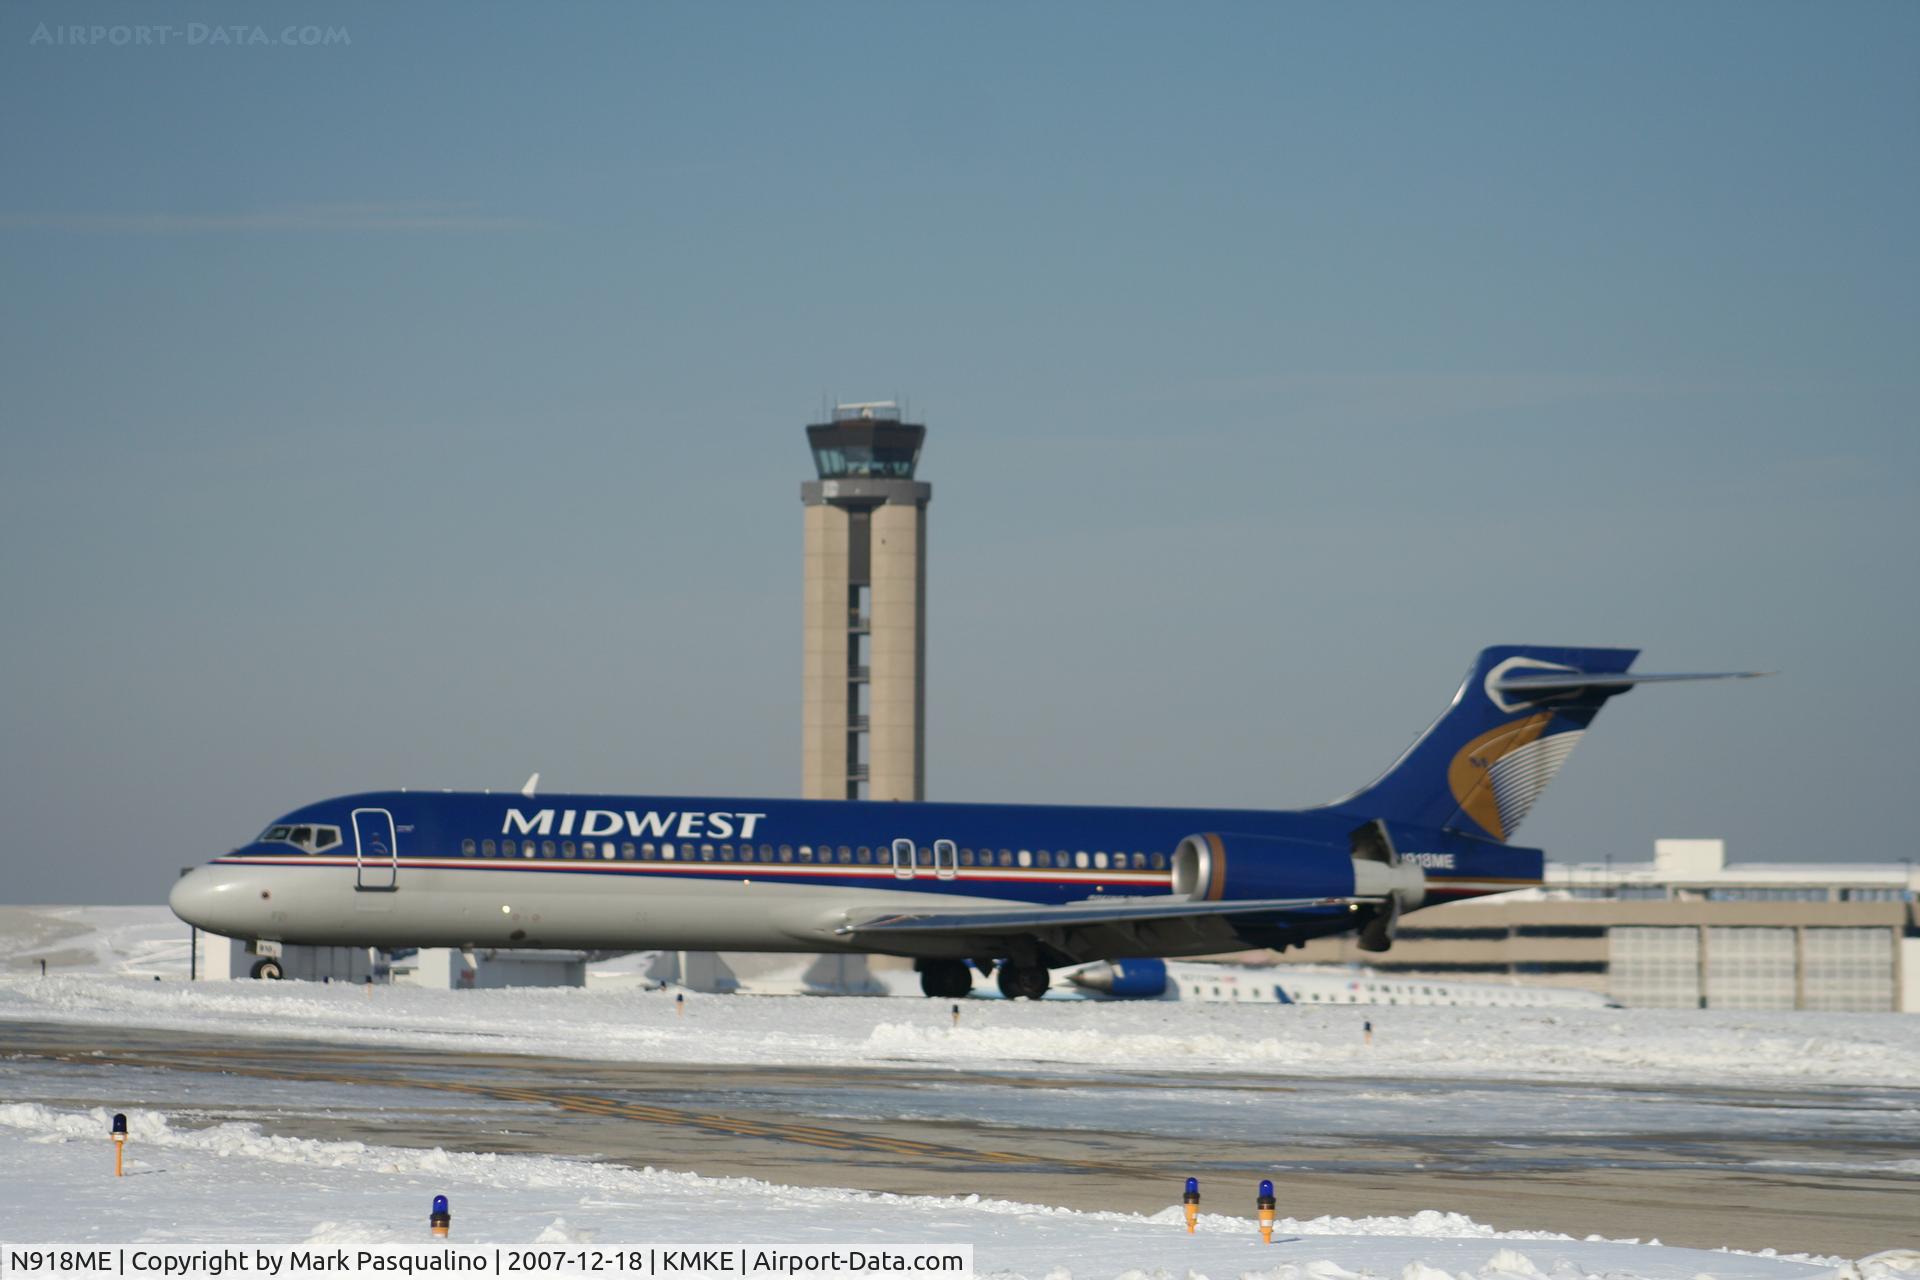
[[7, 1101, 1915, 1280], [3, 969, 1915, 1091], [5, 907, 1917, 1277]]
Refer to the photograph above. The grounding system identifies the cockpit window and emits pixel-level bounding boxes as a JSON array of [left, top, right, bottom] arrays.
[[257, 823, 342, 854]]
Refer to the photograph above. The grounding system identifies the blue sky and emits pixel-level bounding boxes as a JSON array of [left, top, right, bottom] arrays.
[[2, 2, 1915, 902]]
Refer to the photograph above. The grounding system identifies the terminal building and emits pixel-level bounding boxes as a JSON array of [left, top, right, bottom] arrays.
[[1288, 839, 1920, 1012]]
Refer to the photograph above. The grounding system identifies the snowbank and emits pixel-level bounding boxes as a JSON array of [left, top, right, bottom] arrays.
[[0, 1102, 1887, 1280], [2, 972, 1915, 1090]]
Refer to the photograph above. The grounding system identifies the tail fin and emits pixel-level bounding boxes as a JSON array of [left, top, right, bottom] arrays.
[[1334, 645, 1766, 843]]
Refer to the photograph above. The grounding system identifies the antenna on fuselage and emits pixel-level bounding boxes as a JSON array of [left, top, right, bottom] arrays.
[[521, 772, 540, 799]]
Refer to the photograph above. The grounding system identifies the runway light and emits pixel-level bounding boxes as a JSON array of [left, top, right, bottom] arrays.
[[430, 1194, 450, 1238], [950, 1003, 960, 1028], [111, 1112, 127, 1178], [1257, 1178, 1276, 1243], [1364, 1019, 1373, 1046], [675, 993, 685, 1017], [1182, 1177, 1199, 1234]]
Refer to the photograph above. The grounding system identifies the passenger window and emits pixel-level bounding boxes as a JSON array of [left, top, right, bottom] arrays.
[[1094, 852, 1109, 869], [561, 840, 576, 857], [838, 845, 852, 863], [798, 846, 815, 863], [641, 843, 657, 860], [482, 839, 496, 856], [502, 839, 516, 856], [779, 845, 793, 862], [583, 841, 596, 856], [662, 843, 676, 859], [700, 844, 715, 861], [602, 843, 616, 860], [856, 846, 872, 864], [542, 840, 556, 856], [1075, 851, 1089, 869], [621, 841, 635, 859], [720, 845, 735, 861], [1151, 852, 1166, 870], [999, 850, 1013, 867], [461, 839, 477, 856]]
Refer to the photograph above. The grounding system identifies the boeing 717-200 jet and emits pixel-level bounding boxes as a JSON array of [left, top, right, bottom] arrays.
[[170, 645, 1762, 998]]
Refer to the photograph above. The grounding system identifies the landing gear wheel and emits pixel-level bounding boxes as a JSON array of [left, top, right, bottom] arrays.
[[996, 963, 1049, 1000], [919, 959, 973, 999], [250, 958, 283, 980]]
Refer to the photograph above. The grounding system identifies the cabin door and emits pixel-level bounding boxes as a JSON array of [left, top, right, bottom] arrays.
[[352, 808, 399, 891]]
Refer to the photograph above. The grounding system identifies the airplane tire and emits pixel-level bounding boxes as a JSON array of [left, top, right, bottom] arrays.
[[996, 963, 1049, 1000], [250, 958, 284, 981], [919, 960, 972, 999]]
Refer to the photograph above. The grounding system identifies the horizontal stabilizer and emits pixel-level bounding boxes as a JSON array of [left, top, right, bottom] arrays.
[[1493, 670, 1773, 693], [836, 894, 1369, 937]]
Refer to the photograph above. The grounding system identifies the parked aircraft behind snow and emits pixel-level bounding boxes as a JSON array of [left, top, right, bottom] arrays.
[[170, 645, 1761, 999], [1064, 958, 1616, 1008]]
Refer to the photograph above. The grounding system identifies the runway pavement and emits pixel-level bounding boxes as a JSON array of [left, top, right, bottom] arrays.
[[3, 1019, 1913, 1257]]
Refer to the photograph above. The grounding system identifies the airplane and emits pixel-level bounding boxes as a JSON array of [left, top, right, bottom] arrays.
[[1062, 958, 1617, 1008], [170, 645, 1764, 999]]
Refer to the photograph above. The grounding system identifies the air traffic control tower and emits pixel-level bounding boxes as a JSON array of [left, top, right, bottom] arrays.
[[802, 402, 931, 802]]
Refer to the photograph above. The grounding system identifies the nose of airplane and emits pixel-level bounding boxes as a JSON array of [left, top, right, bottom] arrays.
[[169, 865, 249, 934]]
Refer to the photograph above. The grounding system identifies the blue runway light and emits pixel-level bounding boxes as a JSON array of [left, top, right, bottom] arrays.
[[1182, 1177, 1200, 1234], [1259, 1179, 1272, 1198], [1257, 1178, 1277, 1243], [430, 1194, 450, 1238], [1185, 1177, 1198, 1195], [111, 1113, 127, 1136]]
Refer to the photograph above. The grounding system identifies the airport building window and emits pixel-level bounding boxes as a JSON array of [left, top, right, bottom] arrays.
[[462, 839, 476, 856]]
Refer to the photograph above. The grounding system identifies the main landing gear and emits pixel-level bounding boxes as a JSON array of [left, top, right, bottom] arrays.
[[918, 959, 973, 999], [995, 963, 1049, 1001]]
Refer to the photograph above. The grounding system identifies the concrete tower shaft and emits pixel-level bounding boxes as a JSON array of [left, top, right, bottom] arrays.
[[801, 404, 930, 801]]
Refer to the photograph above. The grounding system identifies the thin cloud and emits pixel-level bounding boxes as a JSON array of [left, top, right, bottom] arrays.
[[0, 203, 533, 232]]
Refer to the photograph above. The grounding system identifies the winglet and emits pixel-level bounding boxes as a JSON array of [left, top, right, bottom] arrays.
[[521, 772, 540, 799]]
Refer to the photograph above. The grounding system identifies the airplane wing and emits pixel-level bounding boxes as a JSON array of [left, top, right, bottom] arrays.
[[835, 894, 1375, 937]]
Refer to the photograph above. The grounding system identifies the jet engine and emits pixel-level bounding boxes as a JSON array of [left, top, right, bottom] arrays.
[[1171, 830, 1426, 948]]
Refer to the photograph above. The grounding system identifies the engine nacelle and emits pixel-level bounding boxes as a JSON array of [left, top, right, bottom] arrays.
[[1172, 832, 1426, 907]]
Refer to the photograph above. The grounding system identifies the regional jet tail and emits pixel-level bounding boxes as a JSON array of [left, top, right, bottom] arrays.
[[171, 645, 1764, 999]]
